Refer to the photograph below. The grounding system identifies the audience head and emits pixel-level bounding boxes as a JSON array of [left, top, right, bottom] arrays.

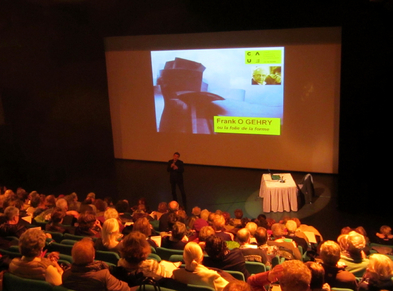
[[271, 223, 285, 238], [104, 207, 119, 220], [207, 212, 216, 225], [254, 227, 268, 246], [198, 226, 216, 242], [50, 207, 66, 224], [120, 231, 151, 265], [72, 238, 95, 265], [86, 192, 96, 202], [223, 280, 252, 291], [77, 212, 97, 231], [172, 221, 187, 241], [157, 202, 168, 213], [234, 209, 243, 219], [212, 214, 226, 231], [133, 217, 152, 237], [337, 234, 349, 251], [205, 235, 228, 260], [101, 218, 120, 246], [380, 225, 392, 237], [366, 253, 393, 281], [245, 222, 258, 237], [320, 240, 341, 267], [200, 209, 210, 221], [341, 226, 353, 234], [168, 200, 179, 212], [192, 206, 201, 217], [30, 192, 41, 208], [19, 228, 46, 257], [237, 228, 250, 245], [4, 205, 19, 222], [94, 199, 107, 213], [286, 220, 297, 234], [346, 230, 366, 256], [55, 198, 68, 211], [279, 260, 312, 291], [183, 242, 203, 271], [44, 195, 56, 208], [305, 261, 325, 290]]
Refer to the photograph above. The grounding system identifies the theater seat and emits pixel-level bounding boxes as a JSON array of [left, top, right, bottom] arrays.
[[156, 247, 184, 261], [3, 272, 74, 291]]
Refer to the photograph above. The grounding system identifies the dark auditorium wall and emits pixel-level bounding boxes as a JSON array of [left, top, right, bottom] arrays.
[[0, 1, 391, 211]]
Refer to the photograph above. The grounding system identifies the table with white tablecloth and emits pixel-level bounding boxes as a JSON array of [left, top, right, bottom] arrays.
[[259, 173, 298, 213]]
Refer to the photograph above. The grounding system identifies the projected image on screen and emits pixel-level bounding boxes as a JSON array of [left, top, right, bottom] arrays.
[[151, 47, 284, 135]]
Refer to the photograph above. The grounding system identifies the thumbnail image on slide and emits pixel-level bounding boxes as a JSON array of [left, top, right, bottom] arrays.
[[151, 47, 284, 135]]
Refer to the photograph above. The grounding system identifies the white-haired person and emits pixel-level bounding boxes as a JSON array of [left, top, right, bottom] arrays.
[[173, 242, 229, 291], [358, 253, 393, 291], [339, 231, 369, 277], [9, 228, 63, 285], [94, 217, 123, 253]]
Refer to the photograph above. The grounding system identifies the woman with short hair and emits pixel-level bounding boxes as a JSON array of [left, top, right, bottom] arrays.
[[359, 253, 393, 291], [9, 228, 63, 285]]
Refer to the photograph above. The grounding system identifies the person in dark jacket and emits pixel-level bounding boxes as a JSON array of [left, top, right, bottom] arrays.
[[62, 237, 131, 291]]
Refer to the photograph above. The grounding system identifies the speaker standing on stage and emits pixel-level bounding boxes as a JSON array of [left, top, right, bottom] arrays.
[[167, 152, 187, 211]]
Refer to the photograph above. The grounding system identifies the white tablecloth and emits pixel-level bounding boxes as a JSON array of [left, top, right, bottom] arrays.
[[259, 173, 298, 213]]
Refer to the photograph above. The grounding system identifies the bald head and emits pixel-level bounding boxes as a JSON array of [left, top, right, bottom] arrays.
[[168, 201, 179, 212], [237, 228, 250, 245]]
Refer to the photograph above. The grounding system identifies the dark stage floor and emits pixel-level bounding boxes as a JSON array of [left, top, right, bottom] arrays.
[[99, 159, 390, 242]]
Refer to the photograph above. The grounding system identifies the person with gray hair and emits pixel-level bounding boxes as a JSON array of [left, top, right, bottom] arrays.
[[0, 205, 29, 238], [319, 240, 357, 291], [9, 228, 63, 285], [339, 230, 369, 277], [237, 228, 267, 264]]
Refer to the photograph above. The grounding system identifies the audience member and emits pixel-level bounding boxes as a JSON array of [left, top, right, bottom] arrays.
[[339, 231, 369, 277], [285, 219, 309, 253], [132, 216, 159, 248], [247, 260, 311, 291], [74, 211, 102, 238], [0, 205, 29, 238], [161, 221, 188, 250], [358, 253, 393, 291], [375, 225, 393, 245], [62, 237, 131, 291], [173, 241, 229, 291], [94, 217, 122, 253], [236, 228, 267, 264], [204, 235, 250, 279], [318, 240, 358, 291], [254, 227, 280, 268], [150, 201, 167, 221], [9, 228, 63, 285], [305, 261, 330, 291], [268, 223, 302, 260], [45, 207, 72, 234], [213, 214, 234, 241], [159, 200, 179, 232], [117, 231, 176, 280], [25, 191, 41, 216]]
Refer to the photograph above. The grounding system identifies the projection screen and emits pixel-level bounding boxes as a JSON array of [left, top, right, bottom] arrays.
[[104, 27, 341, 173]]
